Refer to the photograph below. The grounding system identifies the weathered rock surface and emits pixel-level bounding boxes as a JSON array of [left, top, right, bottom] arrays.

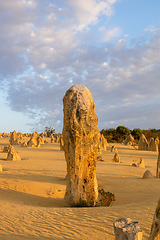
[[156, 143, 160, 178], [124, 134, 134, 146], [148, 138, 159, 152], [27, 132, 39, 147], [142, 170, 153, 179], [0, 164, 2, 171], [111, 145, 118, 153], [132, 158, 145, 168], [138, 134, 148, 150], [138, 158, 145, 168], [63, 85, 100, 207], [21, 142, 28, 147], [9, 130, 19, 145], [51, 135, 54, 143], [60, 136, 64, 151], [97, 155, 103, 162], [3, 145, 10, 153], [113, 218, 142, 240], [6, 146, 21, 161], [99, 133, 108, 151], [149, 199, 160, 240], [113, 153, 120, 163]]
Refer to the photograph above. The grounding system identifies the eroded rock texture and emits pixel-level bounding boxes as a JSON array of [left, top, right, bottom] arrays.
[[113, 153, 120, 163], [148, 137, 159, 152], [99, 133, 108, 151], [156, 143, 160, 178], [124, 134, 134, 146], [114, 218, 142, 240], [27, 132, 39, 147], [138, 134, 148, 150], [149, 199, 160, 240], [6, 146, 21, 161], [63, 85, 100, 207], [9, 131, 19, 145]]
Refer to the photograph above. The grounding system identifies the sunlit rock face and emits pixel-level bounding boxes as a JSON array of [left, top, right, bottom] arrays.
[[63, 85, 100, 207], [148, 137, 159, 152], [10, 131, 19, 145], [6, 146, 21, 161], [138, 134, 148, 151], [124, 134, 134, 146]]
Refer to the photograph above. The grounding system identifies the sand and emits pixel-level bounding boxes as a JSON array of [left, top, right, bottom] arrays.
[[0, 136, 159, 239]]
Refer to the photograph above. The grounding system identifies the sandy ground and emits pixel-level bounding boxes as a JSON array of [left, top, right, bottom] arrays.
[[0, 136, 159, 239]]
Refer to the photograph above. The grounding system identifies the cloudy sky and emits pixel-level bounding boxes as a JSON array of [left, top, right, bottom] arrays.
[[0, 0, 160, 133]]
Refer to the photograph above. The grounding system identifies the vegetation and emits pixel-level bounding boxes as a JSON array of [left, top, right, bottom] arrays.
[[98, 189, 115, 207], [100, 126, 160, 143], [44, 127, 55, 137], [74, 198, 94, 207], [73, 190, 115, 207]]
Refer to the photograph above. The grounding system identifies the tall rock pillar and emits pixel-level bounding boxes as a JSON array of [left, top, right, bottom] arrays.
[[63, 85, 100, 207]]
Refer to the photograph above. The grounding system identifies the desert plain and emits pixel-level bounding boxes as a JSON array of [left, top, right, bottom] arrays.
[[0, 136, 159, 240]]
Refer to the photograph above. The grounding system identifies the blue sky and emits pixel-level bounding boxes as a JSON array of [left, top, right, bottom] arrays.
[[0, 0, 160, 133]]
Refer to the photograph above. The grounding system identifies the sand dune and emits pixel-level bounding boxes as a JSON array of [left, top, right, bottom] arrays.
[[0, 136, 159, 239]]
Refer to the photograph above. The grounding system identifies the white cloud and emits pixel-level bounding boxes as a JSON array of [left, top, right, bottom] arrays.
[[68, 0, 117, 30], [99, 26, 121, 42], [0, 1, 160, 133]]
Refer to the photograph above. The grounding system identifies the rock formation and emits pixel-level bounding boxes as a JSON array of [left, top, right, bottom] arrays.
[[97, 155, 103, 162], [123, 134, 134, 146], [6, 146, 21, 161], [39, 134, 45, 144], [111, 145, 118, 153], [27, 132, 39, 147], [9, 130, 19, 145], [0, 164, 2, 171], [60, 136, 64, 151], [114, 218, 142, 240], [99, 133, 108, 151], [155, 137, 159, 151], [138, 158, 145, 168], [138, 134, 148, 151], [149, 199, 160, 240], [132, 158, 145, 168], [142, 170, 153, 179], [51, 135, 54, 143], [21, 142, 28, 147], [63, 85, 100, 207], [112, 153, 120, 163], [156, 143, 160, 178], [148, 138, 159, 152], [3, 145, 10, 153]]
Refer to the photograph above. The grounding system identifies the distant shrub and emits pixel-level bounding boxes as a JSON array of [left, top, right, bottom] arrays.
[[44, 127, 55, 137]]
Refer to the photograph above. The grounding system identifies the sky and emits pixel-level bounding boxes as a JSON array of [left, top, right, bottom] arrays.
[[0, 0, 160, 133]]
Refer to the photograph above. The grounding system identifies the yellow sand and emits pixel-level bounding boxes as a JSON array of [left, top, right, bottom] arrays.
[[0, 137, 159, 239]]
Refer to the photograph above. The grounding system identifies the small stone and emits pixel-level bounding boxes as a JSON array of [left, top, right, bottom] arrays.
[[113, 218, 142, 240], [142, 170, 153, 179], [97, 155, 103, 162], [113, 153, 120, 163]]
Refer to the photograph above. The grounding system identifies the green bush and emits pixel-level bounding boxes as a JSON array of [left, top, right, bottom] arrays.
[[98, 189, 115, 207]]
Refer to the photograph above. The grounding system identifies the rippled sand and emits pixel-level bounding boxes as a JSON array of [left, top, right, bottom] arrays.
[[0, 137, 159, 239]]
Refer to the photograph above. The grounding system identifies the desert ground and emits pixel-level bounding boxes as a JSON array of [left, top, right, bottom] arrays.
[[0, 136, 159, 240]]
